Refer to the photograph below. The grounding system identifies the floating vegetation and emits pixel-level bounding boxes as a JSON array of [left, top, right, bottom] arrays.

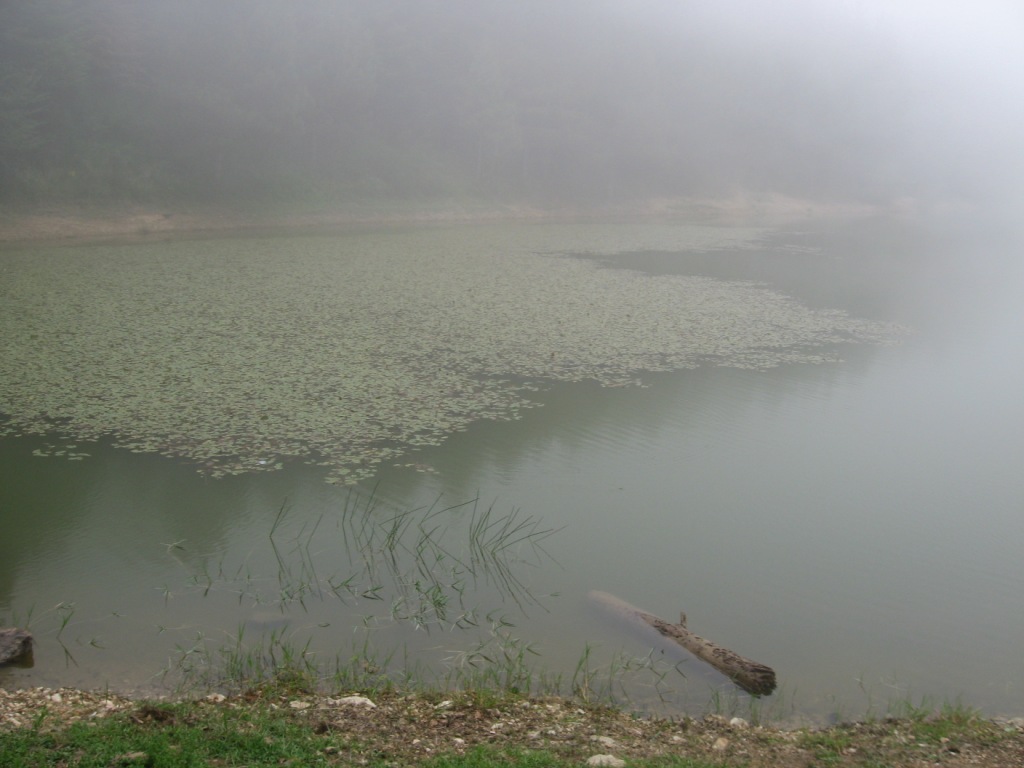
[[0, 223, 908, 482], [29, 442, 91, 460]]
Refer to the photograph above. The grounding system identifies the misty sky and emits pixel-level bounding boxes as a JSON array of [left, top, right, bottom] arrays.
[[619, 0, 1024, 201], [2, 0, 1022, 207]]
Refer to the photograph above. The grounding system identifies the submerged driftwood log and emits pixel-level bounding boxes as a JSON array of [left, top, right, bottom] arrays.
[[588, 591, 776, 696], [0, 628, 33, 667]]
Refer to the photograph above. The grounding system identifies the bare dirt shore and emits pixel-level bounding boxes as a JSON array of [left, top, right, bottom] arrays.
[[2, 686, 1023, 767], [0, 195, 885, 247]]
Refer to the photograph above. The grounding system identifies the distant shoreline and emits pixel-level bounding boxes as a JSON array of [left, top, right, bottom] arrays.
[[0, 195, 886, 247]]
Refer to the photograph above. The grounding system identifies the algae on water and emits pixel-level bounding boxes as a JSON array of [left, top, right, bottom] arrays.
[[0, 224, 907, 483]]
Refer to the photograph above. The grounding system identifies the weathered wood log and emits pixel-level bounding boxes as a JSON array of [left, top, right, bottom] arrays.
[[588, 591, 776, 696], [0, 628, 34, 667]]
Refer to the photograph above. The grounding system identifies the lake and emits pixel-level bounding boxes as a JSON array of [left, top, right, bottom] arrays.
[[1, 215, 1022, 723]]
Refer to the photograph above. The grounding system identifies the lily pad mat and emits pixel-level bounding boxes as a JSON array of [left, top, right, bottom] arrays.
[[0, 223, 905, 484]]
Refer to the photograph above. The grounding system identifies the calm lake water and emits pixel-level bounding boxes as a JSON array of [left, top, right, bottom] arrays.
[[1, 215, 1022, 723]]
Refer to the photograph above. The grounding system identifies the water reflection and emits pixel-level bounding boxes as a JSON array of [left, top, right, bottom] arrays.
[[2, 217, 1023, 720]]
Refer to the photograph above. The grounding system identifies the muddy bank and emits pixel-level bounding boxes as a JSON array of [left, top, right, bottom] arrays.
[[0, 195, 884, 246]]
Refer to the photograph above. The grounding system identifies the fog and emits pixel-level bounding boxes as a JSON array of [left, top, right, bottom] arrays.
[[2, 0, 1022, 210], [5, 1, 1024, 717]]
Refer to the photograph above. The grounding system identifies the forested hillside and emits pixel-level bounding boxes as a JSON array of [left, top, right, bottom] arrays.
[[1, 1, 1019, 208]]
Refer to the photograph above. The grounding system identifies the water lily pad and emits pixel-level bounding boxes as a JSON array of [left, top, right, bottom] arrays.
[[0, 224, 907, 483]]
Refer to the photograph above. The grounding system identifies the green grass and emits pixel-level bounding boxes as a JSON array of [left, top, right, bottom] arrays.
[[1, 679, 1018, 768], [792, 695, 1013, 768], [0, 729, 724, 768], [1, 703, 337, 767], [0, 704, 724, 768], [0, 731, 725, 768], [797, 729, 857, 765]]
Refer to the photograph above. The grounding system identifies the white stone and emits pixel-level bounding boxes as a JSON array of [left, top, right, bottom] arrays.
[[729, 717, 749, 729], [586, 755, 625, 768], [712, 737, 730, 751], [590, 736, 619, 748], [334, 695, 376, 708]]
